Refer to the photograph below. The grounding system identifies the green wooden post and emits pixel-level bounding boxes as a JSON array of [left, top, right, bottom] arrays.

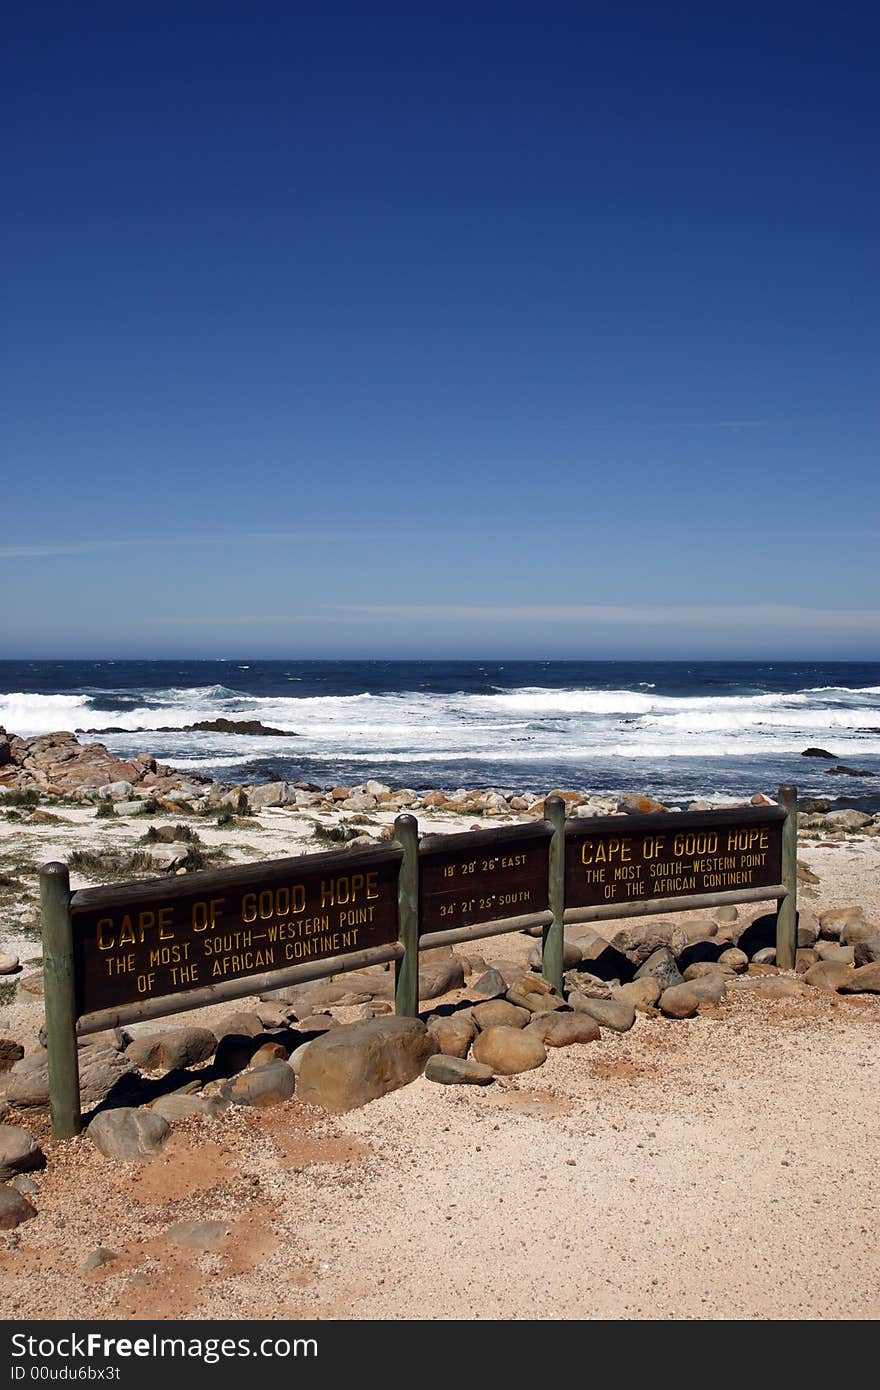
[[394, 814, 420, 1017], [542, 794, 566, 993], [39, 861, 81, 1139], [776, 784, 798, 971]]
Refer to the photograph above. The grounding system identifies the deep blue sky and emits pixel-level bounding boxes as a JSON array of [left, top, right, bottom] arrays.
[[2, 2, 877, 659]]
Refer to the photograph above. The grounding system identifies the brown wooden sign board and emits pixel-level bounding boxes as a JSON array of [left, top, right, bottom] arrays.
[[70, 844, 402, 1018], [419, 823, 551, 935], [564, 807, 784, 912]]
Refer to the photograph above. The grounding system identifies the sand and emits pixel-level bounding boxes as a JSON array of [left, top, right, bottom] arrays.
[[1, 802, 879, 1320]]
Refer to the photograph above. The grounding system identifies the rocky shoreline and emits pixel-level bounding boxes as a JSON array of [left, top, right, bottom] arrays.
[[2, 725, 879, 833]]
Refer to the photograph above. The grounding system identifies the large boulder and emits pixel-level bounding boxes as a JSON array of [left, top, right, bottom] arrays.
[[419, 955, 465, 1000], [818, 906, 865, 940], [569, 993, 635, 1033], [804, 961, 853, 994], [610, 921, 688, 964], [88, 1108, 170, 1161], [527, 940, 583, 971], [220, 1060, 296, 1107], [659, 984, 701, 1019], [0, 1125, 44, 1181], [125, 1028, 217, 1072], [0, 1185, 37, 1229], [839, 963, 880, 994], [424, 1056, 493, 1086], [427, 1014, 477, 1058], [525, 1012, 600, 1047], [613, 978, 661, 1012], [472, 1000, 529, 1031], [854, 938, 880, 967], [296, 1017, 437, 1113], [634, 947, 684, 992], [5, 1044, 136, 1113], [471, 1026, 546, 1075]]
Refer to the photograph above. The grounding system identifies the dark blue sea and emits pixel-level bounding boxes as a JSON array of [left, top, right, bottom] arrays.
[[1, 659, 879, 808]]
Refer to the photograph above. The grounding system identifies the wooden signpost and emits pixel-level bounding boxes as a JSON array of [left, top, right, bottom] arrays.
[[39, 786, 798, 1138]]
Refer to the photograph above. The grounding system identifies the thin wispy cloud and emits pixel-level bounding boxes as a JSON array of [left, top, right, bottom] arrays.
[[0, 530, 367, 560], [149, 603, 880, 632]]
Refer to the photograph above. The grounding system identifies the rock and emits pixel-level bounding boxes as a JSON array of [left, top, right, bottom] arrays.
[[289, 1041, 312, 1076], [506, 979, 566, 1013], [297, 1017, 437, 1113], [470, 968, 508, 999], [733, 976, 808, 999], [750, 948, 777, 965], [827, 765, 875, 777], [824, 809, 872, 829], [0, 1184, 37, 1229], [569, 993, 635, 1032], [471, 1026, 547, 1075], [714, 906, 739, 925], [248, 782, 289, 810], [634, 947, 684, 991], [82, 1248, 117, 1271], [683, 961, 733, 980], [88, 1108, 170, 1161], [802, 747, 836, 758], [687, 974, 728, 1003], [125, 1028, 217, 1072], [0, 954, 20, 975], [797, 862, 820, 884], [527, 939, 583, 971], [419, 956, 465, 1000], [149, 1093, 228, 1123], [841, 918, 878, 946], [166, 1219, 230, 1252], [215, 1012, 264, 1039], [426, 1015, 476, 1057], [6, 1044, 136, 1112], [854, 938, 880, 966], [814, 942, 855, 964], [574, 938, 634, 982], [610, 921, 688, 964], [0, 1040, 24, 1072], [249, 1042, 289, 1068], [220, 1060, 296, 1107], [297, 1016, 342, 1039], [804, 961, 853, 994], [618, 794, 668, 815], [748, 963, 779, 976], [255, 1003, 293, 1030], [797, 913, 820, 948], [717, 947, 748, 974], [17, 972, 43, 998], [839, 963, 880, 994], [472, 1000, 530, 1031], [0, 1125, 44, 1180], [685, 918, 718, 945], [659, 984, 701, 1019], [613, 978, 661, 1012], [526, 1012, 600, 1047], [98, 780, 135, 800], [287, 979, 377, 1010], [424, 1055, 494, 1086]]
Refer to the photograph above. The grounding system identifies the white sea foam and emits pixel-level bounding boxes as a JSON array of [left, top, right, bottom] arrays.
[[3, 682, 879, 771]]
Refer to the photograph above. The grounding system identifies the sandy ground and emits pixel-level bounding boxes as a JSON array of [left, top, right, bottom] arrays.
[[1, 804, 879, 1320]]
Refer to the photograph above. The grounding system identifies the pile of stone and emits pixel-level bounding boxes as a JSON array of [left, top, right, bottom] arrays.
[[1, 898, 877, 1220], [0, 728, 201, 801]]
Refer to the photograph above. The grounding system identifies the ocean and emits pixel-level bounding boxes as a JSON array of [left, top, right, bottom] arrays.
[[1, 659, 879, 810]]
